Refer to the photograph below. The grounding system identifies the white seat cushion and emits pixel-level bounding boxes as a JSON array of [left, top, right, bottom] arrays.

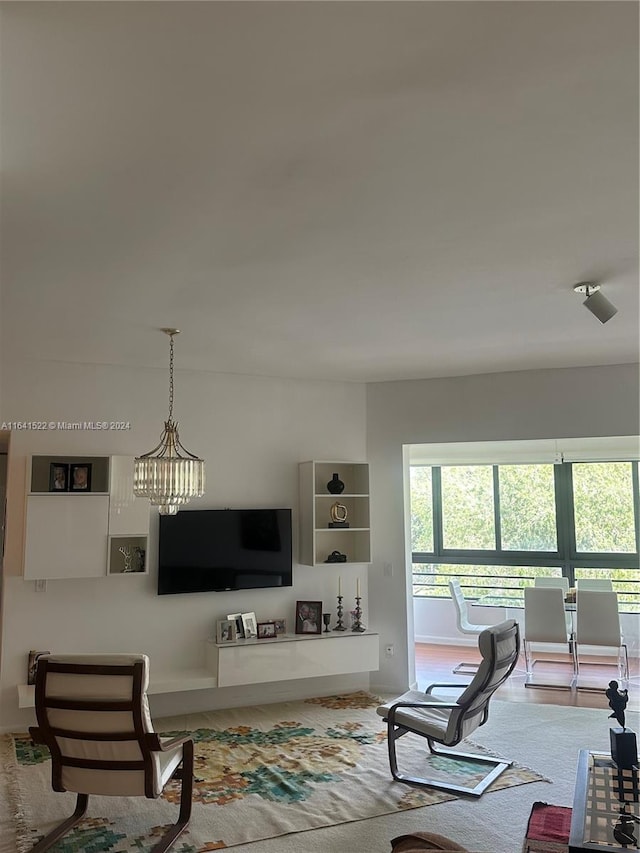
[[377, 690, 453, 740]]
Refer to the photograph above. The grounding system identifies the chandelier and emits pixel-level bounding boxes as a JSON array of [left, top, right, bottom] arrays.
[[134, 328, 205, 515]]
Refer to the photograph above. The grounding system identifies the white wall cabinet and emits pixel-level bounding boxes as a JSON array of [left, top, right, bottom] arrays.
[[23, 454, 149, 580], [207, 631, 379, 688], [299, 461, 371, 566]]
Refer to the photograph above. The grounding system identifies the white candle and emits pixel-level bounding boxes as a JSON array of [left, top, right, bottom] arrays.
[[338, 576, 342, 596], [357, 577, 361, 597]]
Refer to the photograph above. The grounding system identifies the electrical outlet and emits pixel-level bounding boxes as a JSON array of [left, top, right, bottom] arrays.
[[35, 579, 47, 593], [385, 644, 394, 657], [383, 562, 393, 577]]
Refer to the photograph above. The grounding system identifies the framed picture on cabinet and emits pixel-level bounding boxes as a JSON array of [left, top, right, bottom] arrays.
[[49, 463, 69, 492], [273, 618, 287, 636], [295, 600, 322, 634], [256, 621, 277, 639], [227, 613, 244, 639], [241, 612, 257, 638], [27, 650, 50, 685], [216, 619, 237, 644], [70, 463, 92, 492]]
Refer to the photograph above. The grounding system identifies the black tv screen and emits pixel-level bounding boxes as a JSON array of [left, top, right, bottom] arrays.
[[158, 508, 293, 595]]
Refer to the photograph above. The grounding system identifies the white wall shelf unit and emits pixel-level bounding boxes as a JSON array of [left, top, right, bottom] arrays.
[[23, 454, 149, 580], [17, 632, 379, 708], [299, 461, 371, 566]]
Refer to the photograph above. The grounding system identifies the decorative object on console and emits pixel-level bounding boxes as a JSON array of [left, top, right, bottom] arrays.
[[606, 680, 638, 771], [325, 550, 347, 563], [334, 577, 347, 631], [257, 621, 277, 639], [273, 618, 287, 635], [241, 612, 258, 638], [69, 463, 92, 491], [217, 619, 237, 643], [296, 600, 322, 634], [329, 502, 349, 528], [27, 650, 50, 686], [134, 328, 205, 516], [323, 613, 332, 633], [118, 545, 133, 572], [48, 463, 68, 492], [327, 473, 345, 494], [326, 550, 347, 563], [228, 613, 244, 638], [352, 578, 366, 632]]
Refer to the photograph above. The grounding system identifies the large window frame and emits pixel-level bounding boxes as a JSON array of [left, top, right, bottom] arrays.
[[411, 461, 640, 611]]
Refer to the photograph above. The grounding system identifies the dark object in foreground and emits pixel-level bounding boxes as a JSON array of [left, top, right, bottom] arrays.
[[606, 679, 629, 729]]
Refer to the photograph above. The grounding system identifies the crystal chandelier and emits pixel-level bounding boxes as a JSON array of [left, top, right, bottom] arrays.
[[134, 328, 205, 515]]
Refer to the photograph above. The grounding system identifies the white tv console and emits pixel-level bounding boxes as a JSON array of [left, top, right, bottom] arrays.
[[17, 632, 380, 708]]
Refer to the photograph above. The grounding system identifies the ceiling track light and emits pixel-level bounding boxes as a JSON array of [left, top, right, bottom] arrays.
[[134, 328, 205, 515], [573, 282, 618, 324]]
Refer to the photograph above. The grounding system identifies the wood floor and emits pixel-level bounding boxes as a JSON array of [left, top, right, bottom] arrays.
[[414, 643, 640, 712]]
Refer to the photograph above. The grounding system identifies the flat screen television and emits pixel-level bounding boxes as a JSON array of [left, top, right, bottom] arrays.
[[158, 508, 293, 595]]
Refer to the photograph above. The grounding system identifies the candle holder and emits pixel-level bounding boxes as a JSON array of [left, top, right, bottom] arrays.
[[351, 596, 366, 632], [333, 595, 347, 631], [323, 613, 332, 633]]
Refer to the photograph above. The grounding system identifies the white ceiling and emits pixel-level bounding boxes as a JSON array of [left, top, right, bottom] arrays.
[[2, 2, 638, 383]]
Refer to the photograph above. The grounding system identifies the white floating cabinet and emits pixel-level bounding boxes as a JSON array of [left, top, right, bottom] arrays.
[[299, 461, 371, 566], [23, 454, 149, 580]]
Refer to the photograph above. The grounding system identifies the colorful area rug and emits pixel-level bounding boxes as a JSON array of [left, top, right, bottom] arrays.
[[2, 692, 545, 852]]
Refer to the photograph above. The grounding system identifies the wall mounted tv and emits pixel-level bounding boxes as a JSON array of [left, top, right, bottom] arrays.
[[158, 508, 293, 595]]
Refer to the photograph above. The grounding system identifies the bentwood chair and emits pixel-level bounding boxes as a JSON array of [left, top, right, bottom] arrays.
[[523, 587, 576, 689], [574, 590, 629, 688], [448, 579, 496, 674], [28, 654, 193, 853], [377, 619, 520, 797]]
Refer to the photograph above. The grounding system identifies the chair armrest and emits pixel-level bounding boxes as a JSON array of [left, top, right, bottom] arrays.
[[425, 682, 470, 696], [144, 733, 193, 752], [387, 699, 459, 714]]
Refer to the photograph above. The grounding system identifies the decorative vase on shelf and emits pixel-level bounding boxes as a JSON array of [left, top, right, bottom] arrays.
[[327, 473, 345, 494]]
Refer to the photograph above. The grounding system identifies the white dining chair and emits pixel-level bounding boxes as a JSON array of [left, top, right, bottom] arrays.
[[575, 578, 614, 591], [533, 577, 572, 634], [448, 579, 495, 674], [523, 587, 576, 689], [574, 589, 628, 688], [534, 576, 569, 592]]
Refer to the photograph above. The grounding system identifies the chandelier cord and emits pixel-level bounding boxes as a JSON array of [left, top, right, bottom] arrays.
[[168, 333, 175, 422]]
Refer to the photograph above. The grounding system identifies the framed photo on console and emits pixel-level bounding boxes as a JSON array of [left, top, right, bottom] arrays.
[[257, 621, 277, 639], [241, 612, 257, 638], [273, 618, 287, 636], [227, 613, 244, 639], [295, 600, 322, 635], [216, 619, 237, 644]]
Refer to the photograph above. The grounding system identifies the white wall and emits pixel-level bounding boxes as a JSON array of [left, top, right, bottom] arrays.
[[366, 363, 640, 694], [0, 359, 368, 729]]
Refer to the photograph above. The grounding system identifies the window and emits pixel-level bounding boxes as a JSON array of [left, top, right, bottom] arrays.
[[411, 460, 640, 612]]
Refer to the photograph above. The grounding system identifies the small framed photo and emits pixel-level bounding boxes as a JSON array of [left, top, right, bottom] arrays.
[[70, 463, 92, 492], [216, 619, 237, 644], [295, 600, 322, 635], [49, 463, 69, 492], [257, 621, 277, 640], [27, 650, 50, 685], [241, 611, 257, 638], [273, 618, 287, 636], [227, 613, 245, 639]]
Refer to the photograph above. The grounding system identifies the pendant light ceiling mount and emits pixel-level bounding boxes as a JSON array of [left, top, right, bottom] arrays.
[[134, 328, 205, 516]]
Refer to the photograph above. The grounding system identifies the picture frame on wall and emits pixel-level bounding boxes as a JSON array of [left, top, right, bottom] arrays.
[[49, 463, 69, 492], [295, 600, 322, 635], [227, 613, 244, 639], [256, 621, 277, 640], [216, 619, 237, 644], [70, 463, 92, 492], [241, 612, 258, 638]]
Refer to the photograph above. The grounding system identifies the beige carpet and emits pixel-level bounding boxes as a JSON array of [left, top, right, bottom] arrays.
[[1, 692, 546, 852]]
